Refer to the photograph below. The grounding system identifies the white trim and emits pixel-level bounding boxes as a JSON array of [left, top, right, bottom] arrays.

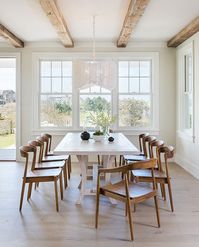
[[175, 153, 199, 179], [176, 41, 195, 143], [0, 52, 21, 161], [32, 52, 160, 134]]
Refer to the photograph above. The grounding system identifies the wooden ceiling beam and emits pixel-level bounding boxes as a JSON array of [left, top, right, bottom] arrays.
[[117, 0, 150, 48], [40, 0, 74, 48], [0, 24, 24, 48], [167, 16, 199, 48]]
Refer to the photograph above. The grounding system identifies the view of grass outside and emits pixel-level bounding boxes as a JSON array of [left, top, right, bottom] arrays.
[[0, 58, 16, 149]]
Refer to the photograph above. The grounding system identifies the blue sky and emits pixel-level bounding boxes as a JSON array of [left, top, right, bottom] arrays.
[[0, 58, 16, 91]]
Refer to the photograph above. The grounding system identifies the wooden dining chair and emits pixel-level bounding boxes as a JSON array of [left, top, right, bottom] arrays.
[[37, 135, 71, 180], [19, 145, 63, 212], [28, 140, 68, 189], [95, 158, 160, 241], [131, 145, 174, 211], [123, 135, 156, 163]]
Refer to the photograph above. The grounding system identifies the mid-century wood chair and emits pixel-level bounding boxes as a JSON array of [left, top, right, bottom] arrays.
[[123, 135, 156, 163], [40, 134, 72, 178], [19, 145, 63, 212], [95, 159, 160, 241], [132, 145, 174, 211], [37, 135, 71, 180], [28, 140, 68, 189]]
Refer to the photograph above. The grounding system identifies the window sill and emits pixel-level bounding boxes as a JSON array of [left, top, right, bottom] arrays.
[[177, 130, 195, 143]]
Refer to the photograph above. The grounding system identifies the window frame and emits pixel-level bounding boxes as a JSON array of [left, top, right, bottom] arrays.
[[177, 41, 195, 142], [78, 86, 112, 129], [39, 60, 73, 128], [117, 59, 153, 129], [32, 52, 159, 136]]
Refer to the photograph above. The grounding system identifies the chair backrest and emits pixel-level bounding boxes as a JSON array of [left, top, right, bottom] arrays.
[[143, 135, 157, 157], [138, 133, 149, 154], [40, 134, 52, 156], [28, 140, 44, 163], [158, 145, 174, 174], [36, 136, 48, 158], [98, 158, 157, 191], [149, 140, 164, 169], [19, 145, 37, 177]]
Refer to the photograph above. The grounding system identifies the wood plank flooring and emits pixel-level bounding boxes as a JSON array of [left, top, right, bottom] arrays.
[[0, 161, 199, 246]]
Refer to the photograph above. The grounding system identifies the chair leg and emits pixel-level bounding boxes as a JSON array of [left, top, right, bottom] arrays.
[[95, 191, 100, 228], [114, 157, 117, 167], [59, 175, 63, 200], [160, 184, 166, 201], [154, 196, 160, 227], [63, 164, 68, 189], [119, 155, 122, 166], [167, 180, 174, 212], [54, 178, 59, 212], [126, 198, 134, 241], [97, 155, 100, 165], [27, 182, 33, 201], [19, 181, 26, 211], [67, 159, 71, 180], [68, 155, 72, 173]]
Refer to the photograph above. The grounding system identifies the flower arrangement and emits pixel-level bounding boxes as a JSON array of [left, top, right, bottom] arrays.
[[89, 112, 116, 135]]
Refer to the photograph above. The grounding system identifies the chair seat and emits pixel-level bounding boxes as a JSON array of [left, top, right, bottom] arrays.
[[46, 151, 54, 156], [101, 181, 155, 200], [26, 168, 62, 178], [35, 160, 65, 169], [42, 154, 69, 162], [133, 169, 167, 179], [124, 154, 147, 162]]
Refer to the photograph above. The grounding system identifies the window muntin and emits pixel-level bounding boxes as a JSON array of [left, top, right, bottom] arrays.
[[118, 60, 152, 128], [39, 60, 72, 127]]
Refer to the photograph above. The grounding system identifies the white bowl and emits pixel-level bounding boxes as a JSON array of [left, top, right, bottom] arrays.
[[93, 135, 104, 142]]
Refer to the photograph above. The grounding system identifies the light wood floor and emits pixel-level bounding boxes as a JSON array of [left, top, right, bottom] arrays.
[[0, 161, 199, 247]]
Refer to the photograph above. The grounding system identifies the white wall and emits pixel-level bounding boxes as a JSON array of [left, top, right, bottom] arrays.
[[175, 33, 199, 178], [0, 41, 176, 160]]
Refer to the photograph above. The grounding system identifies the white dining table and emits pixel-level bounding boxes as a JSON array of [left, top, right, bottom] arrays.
[[54, 132, 139, 204]]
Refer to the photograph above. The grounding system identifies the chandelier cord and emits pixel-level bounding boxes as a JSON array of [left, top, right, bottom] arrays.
[[92, 15, 96, 62]]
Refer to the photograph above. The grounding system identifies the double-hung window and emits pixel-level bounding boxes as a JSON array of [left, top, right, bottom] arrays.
[[40, 60, 72, 128], [34, 52, 159, 133], [79, 85, 111, 128], [118, 60, 152, 128]]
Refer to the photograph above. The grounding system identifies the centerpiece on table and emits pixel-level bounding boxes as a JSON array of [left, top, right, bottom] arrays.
[[89, 112, 116, 142]]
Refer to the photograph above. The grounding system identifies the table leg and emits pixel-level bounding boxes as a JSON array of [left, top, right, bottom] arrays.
[[76, 155, 92, 204], [102, 155, 118, 205]]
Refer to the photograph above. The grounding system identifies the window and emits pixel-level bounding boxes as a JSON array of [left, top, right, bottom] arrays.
[[183, 53, 193, 130], [79, 85, 111, 128], [40, 60, 72, 127], [118, 60, 152, 128], [34, 52, 159, 133]]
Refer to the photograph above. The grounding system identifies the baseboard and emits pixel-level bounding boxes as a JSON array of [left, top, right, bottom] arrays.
[[175, 153, 199, 179]]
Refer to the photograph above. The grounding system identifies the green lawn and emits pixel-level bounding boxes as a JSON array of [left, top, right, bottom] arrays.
[[0, 134, 15, 148]]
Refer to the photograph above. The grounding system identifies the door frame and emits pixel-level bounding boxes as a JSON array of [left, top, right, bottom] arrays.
[[0, 52, 21, 161]]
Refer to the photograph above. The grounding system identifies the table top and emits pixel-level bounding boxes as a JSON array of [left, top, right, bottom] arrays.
[[54, 132, 139, 155]]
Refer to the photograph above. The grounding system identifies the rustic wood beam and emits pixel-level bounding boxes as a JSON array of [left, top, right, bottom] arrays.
[[117, 0, 150, 47], [40, 0, 74, 48], [0, 24, 24, 48], [167, 16, 199, 48]]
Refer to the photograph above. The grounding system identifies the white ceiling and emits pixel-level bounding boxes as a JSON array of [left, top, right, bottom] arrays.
[[0, 0, 199, 44]]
